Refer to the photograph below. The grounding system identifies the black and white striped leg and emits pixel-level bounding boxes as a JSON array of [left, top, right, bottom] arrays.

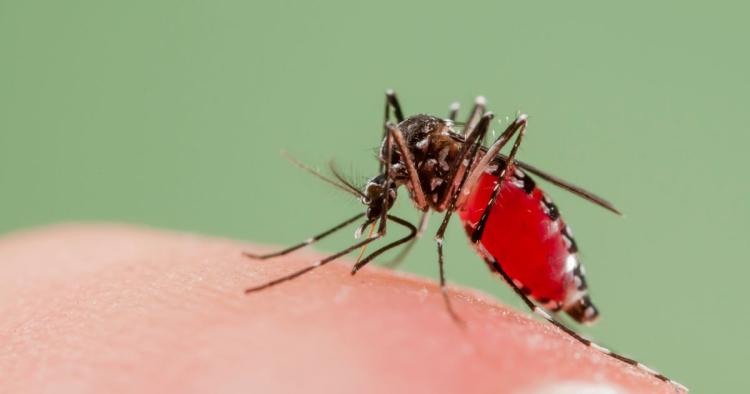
[[378, 120, 394, 235], [477, 245, 687, 392], [243, 213, 365, 260], [430, 114, 496, 324], [380, 90, 405, 173], [431, 238, 470, 327], [244, 231, 382, 293], [435, 235, 463, 325], [243, 215, 415, 293], [382, 212, 430, 269], [437, 111, 496, 209], [448, 101, 460, 122], [470, 115, 528, 243], [351, 215, 417, 274], [459, 114, 528, 208], [463, 96, 487, 137], [384, 89, 405, 124], [502, 156, 623, 216]]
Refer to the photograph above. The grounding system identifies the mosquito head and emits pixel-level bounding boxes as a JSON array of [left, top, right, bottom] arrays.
[[362, 173, 397, 221]]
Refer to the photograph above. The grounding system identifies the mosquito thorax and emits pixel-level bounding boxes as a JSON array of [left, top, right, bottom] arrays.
[[362, 173, 397, 220], [382, 114, 463, 210]]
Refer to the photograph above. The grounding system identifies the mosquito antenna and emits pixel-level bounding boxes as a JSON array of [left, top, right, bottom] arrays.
[[328, 160, 367, 199], [280, 150, 363, 199]]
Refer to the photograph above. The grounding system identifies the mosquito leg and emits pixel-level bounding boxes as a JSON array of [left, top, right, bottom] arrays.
[[245, 228, 383, 293], [436, 115, 492, 239], [436, 112, 494, 210], [382, 211, 429, 269], [351, 215, 417, 274], [434, 233, 464, 325], [465, 112, 620, 215], [385, 123, 428, 210], [384, 89, 405, 123], [243, 213, 365, 260], [430, 114, 496, 325], [505, 156, 622, 215], [463, 96, 486, 137], [465, 118, 685, 390], [476, 245, 686, 392], [380, 90, 405, 173], [376, 121, 397, 235], [448, 101, 460, 122], [469, 116, 527, 242], [460, 114, 528, 209]]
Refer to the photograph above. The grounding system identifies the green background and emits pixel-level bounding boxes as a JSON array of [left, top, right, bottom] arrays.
[[1, 1, 746, 391]]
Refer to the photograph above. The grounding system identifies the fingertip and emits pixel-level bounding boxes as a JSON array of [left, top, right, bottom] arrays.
[[0, 224, 681, 393]]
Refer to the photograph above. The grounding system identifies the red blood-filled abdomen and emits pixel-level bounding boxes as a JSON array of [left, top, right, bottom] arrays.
[[458, 169, 573, 306]]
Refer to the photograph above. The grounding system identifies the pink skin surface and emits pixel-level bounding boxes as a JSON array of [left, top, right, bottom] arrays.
[[0, 224, 678, 394]]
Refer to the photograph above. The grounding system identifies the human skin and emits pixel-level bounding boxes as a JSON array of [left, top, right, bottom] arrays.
[[0, 224, 680, 393]]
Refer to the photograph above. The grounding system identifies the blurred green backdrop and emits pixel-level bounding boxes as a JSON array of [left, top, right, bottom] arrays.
[[1, 1, 747, 391]]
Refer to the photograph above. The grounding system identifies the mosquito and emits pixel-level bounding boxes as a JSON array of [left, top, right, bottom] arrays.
[[243, 90, 686, 392]]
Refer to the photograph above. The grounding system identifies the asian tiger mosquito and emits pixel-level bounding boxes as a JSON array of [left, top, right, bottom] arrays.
[[243, 90, 687, 392]]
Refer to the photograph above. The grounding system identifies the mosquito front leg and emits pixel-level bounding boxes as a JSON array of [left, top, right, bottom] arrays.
[[382, 211, 429, 269], [243, 213, 365, 260], [244, 227, 383, 293], [351, 215, 417, 274], [244, 215, 415, 293]]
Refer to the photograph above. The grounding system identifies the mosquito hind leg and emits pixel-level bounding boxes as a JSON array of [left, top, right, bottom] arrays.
[[243, 213, 364, 260], [461, 114, 684, 390], [477, 245, 686, 392], [506, 156, 622, 215]]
